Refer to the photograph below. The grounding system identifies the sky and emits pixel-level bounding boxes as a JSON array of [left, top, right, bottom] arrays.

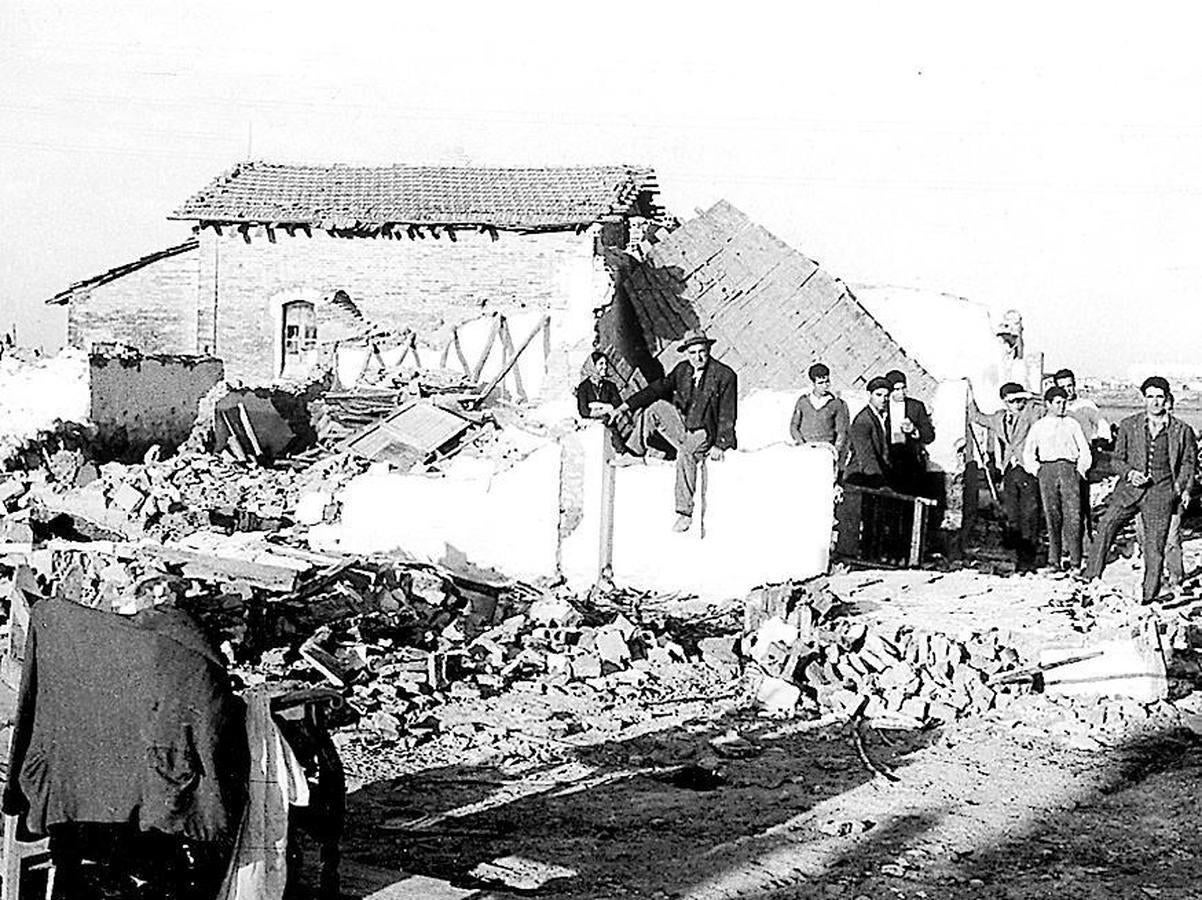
[[2, 2, 1201, 377]]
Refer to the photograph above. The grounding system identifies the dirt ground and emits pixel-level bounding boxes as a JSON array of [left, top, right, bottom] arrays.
[[330, 546, 1202, 899]]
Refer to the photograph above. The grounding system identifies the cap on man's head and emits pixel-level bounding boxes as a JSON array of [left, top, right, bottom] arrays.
[[885, 369, 907, 387], [1044, 386, 1068, 403], [808, 362, 830, 380], [999, 382, 1028, 400], [867, 376, 892, 393], [677, 329, 716, 352], [1141, 375, 1171, 396], [1053, 368, 1075, 382]]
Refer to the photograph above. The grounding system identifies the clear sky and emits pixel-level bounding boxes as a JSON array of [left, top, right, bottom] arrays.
[[3, 2, 1200, 377]]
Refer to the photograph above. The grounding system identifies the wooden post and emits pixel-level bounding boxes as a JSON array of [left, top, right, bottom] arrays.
[[908, 499, 930, 567], [598, 434, 616, 582], [474, 315, 548, 406]]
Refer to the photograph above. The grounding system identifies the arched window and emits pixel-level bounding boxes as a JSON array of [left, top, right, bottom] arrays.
[[281, 300, 317, 376]]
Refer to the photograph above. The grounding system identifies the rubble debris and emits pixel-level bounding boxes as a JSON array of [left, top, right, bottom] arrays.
[[468, 856, 577, 892], [739, 579, 1026, 724], [341, 401, 477, 469]]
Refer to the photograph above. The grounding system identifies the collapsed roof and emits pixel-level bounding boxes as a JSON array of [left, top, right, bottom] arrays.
[[171, 161, 662, 232], [616, 200, 936, 395]]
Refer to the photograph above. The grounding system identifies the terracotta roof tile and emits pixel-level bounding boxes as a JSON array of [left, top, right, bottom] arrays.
[[171, 161, 661, 230]]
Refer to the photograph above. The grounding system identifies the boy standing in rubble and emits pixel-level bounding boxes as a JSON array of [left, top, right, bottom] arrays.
[[1023, 386, 1092, 571]]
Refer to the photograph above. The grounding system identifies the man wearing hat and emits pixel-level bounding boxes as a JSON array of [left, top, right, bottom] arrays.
[[844, 376, 893, 489], [969, 382, 1044, 572], [842, 376, 897, 559], [606, 329, 738, 531], [1084, 376, 1196, 602], [883, 369, 936, 496]]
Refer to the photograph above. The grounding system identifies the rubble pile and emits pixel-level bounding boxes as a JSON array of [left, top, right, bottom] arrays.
[[0, 537, 712, 750], [741, 579, 1026, 722]]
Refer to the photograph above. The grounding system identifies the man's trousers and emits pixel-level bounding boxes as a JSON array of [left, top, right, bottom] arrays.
[[1000, 466, 1041, 570], [629, 400, 709, 516], [1037, 461, 1082, 567], [1086, 480, 1176, 602]]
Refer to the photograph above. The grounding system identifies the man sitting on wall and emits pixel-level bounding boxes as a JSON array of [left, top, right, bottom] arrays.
[[605, 330, 738, 532]]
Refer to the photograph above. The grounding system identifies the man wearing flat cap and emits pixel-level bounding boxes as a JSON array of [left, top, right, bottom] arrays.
[[969, 381, 1044, 572], [1084, 375, 1196, 603], [844, 376, 894, 489], [607, 329, 737, 531]]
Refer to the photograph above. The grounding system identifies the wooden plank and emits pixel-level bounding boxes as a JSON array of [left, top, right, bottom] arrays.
[[237, 403, 264, 458], [219, 409, 249, 462], [471, 314, 503, 382], [138, 543, 302, 592], [451, 327, 471, 375]]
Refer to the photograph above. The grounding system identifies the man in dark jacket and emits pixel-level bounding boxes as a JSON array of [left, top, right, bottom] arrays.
[[1084, 376, 1197, 602], [884, 369, 936, 496], [969, 382, 1044, 572], [843, 376, 893, 489], [607, 329, 737, 531]]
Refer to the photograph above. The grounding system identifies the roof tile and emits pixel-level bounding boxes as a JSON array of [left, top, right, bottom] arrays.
[[171, 161, 661, 230]]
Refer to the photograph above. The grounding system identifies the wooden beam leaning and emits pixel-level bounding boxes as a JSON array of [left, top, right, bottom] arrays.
[[138, 543, 302, 593]]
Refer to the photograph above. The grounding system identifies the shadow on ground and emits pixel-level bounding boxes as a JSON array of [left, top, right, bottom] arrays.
[[337, 720, 1202, 899], [337, 714, 937, 898]]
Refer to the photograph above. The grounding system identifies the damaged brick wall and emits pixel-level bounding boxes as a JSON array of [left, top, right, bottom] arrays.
[[198, 226, 615, 382], [89, 352, 224, 460], [67, 246, 200, 354]]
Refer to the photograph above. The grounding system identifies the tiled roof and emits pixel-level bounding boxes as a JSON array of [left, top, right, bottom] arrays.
[[619, 201, 936, 395], [170, 161, 661, 231], [45, 238, 199, 306]]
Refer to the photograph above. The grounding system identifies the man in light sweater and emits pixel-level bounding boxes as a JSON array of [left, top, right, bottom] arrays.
[[789, 362, 850, 464], [1023, 386, 1092, 570]]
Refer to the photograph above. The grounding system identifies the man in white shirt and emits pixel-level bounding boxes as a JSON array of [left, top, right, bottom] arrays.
[[1053, 368, 1111, 445], [1024, 386, 1093, 570]]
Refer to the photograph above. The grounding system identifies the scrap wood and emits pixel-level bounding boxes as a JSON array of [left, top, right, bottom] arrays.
[[236, 403, 264, 458], [988, 650, 1104, 685], [137, 541, 304, 593], [469, 315, 549, 407], [851, 714, 900, 782]]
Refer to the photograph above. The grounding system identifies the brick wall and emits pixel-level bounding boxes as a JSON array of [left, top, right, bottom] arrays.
[[199, 225, 617, 382], [67, 248, 200, 354], [89, 352, 224, 459]]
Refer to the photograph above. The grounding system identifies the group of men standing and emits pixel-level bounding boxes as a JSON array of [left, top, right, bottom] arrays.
[[972, 368, 1196, 603], [789, 364, 936, 497], [576, 337, 1196, 605]]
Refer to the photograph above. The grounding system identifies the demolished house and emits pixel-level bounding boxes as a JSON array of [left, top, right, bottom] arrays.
[[35, 165, 1040, 599], [50, 161, 663, 390]]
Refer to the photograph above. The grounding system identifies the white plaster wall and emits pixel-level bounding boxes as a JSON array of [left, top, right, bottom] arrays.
[[562, 425, 833, 600], [307, 444, 561, 580]]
